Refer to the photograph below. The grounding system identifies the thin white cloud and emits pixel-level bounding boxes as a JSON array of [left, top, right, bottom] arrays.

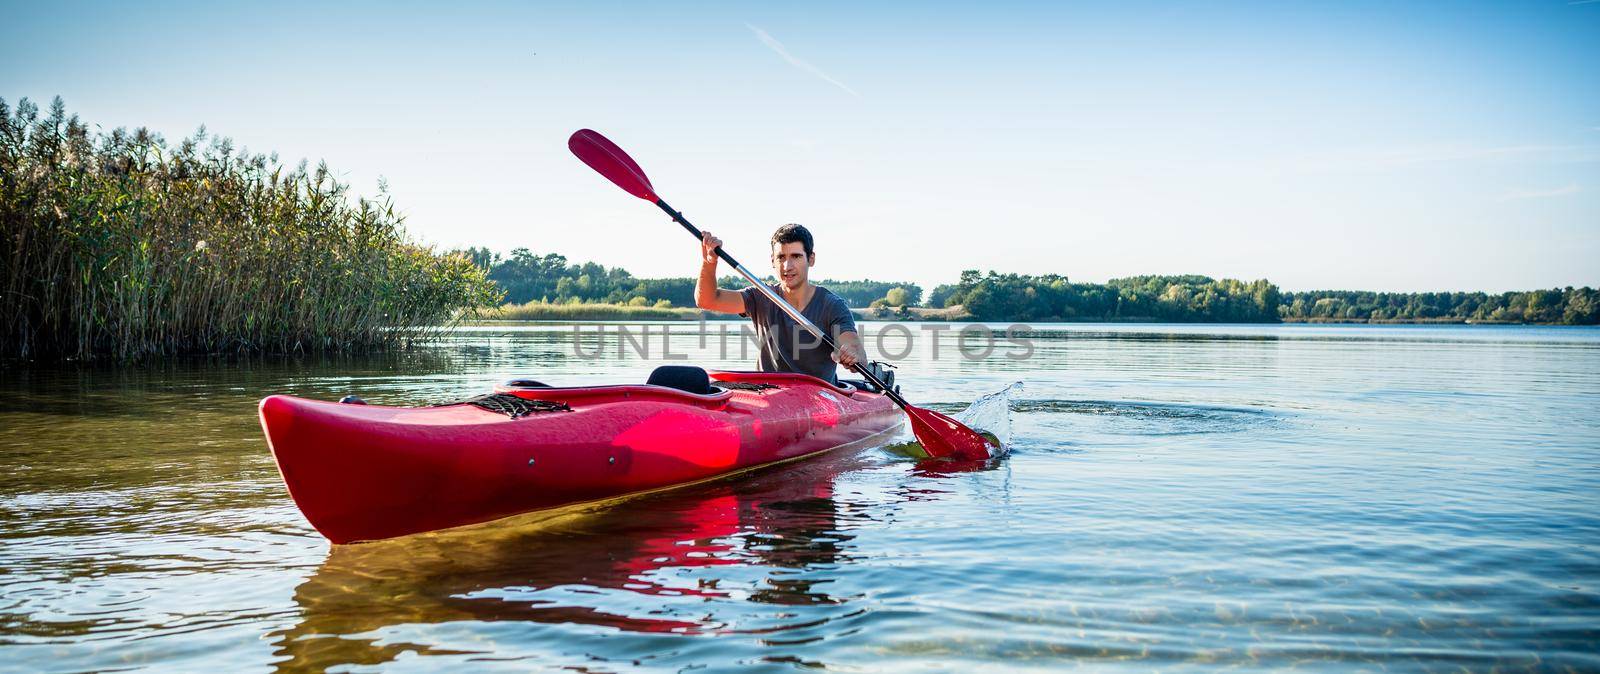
[[746, 23, 860, 98], [1496, 184, 1581, 201], [1296, 143, 1583, 172]]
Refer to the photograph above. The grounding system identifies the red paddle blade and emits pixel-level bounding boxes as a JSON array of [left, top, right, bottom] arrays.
[[569, 129, 658, 202], [906, 406, 996, 461]]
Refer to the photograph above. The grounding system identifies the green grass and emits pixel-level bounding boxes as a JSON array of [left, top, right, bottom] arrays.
[[478, 301, 738, 322]]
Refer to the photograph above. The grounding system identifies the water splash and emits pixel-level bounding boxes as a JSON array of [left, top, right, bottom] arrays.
[[953, 382, 1023, 456], [886, 382, 1023, 461]]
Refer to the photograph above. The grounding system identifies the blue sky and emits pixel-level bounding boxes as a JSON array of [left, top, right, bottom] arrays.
[[3, 0, 1596, 292]]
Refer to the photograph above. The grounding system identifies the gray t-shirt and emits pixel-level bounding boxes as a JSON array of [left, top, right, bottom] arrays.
[[740, 285, 857, 384]]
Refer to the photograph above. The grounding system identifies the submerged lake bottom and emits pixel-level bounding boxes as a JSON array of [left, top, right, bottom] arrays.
[[1, 323, 1597, 672]]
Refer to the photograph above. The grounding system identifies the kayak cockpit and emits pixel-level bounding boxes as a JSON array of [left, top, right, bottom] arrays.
[[491, 368, 879, 411]]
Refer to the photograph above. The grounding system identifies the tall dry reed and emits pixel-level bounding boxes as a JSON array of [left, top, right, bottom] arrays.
[[0, 97, 502, 360]]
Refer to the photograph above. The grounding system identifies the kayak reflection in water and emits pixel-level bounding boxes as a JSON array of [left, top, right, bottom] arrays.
[[695, 223, 894, 390], [269, 451, 882, 672]]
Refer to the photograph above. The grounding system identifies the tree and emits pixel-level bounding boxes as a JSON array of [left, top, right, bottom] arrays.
[[816, 279, 923, 307], [1564, 287, 1599, 325]]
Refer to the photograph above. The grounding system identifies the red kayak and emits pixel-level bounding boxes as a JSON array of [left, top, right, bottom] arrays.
[[259, 368, 903, 544]]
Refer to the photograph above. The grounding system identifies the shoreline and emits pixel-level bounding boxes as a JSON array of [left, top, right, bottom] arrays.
[[470, 303, 1577, 326]]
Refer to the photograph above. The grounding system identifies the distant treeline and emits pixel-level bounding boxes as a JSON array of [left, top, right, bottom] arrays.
[[1280, 289, 1599, 324], [459, 247, 923, 309], [463, 249, 1597, 325], [929, 272, 1281, 322], [1, 98, 500, 360], [929, 272, 1597, 324]]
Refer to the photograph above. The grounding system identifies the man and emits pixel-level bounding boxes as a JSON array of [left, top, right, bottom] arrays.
[[695, 223, 881, 387]]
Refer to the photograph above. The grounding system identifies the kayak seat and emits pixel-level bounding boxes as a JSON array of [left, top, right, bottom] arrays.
[[504, 379, 552, 388], [646, 365, 714, 395]]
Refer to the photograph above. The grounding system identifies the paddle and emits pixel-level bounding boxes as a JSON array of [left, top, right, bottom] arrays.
[[568, 129, 995, 461]]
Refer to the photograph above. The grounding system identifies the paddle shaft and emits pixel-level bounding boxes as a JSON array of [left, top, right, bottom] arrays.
[[656, 199, 908, 407]]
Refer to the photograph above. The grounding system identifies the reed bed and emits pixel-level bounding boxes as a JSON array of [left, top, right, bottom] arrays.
[[0, 97, 501, 360]]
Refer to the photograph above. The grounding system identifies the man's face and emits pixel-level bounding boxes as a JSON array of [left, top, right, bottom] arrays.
[[771, 241, 813, 290]]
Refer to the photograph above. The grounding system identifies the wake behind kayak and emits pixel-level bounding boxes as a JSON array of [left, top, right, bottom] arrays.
[[259, 368, 903, 544]]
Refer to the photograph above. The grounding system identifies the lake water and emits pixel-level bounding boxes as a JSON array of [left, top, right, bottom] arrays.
[[2, 322, 1597, 672]]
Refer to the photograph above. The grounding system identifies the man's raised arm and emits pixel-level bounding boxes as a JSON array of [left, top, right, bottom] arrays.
[[694, 231, 746, 314]]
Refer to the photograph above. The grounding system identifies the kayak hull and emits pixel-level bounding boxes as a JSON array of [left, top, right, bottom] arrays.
[[259, 371, 902, 543]]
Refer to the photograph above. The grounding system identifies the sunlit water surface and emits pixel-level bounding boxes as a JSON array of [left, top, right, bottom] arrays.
[[2, 323, 1597, 672]]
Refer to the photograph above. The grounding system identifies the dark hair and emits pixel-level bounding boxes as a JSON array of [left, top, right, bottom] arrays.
[[771, 223, 814, 256]]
